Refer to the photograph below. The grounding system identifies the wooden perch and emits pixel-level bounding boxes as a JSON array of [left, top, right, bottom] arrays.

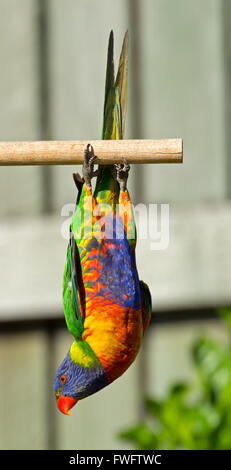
[[0, 138, 183, 166]]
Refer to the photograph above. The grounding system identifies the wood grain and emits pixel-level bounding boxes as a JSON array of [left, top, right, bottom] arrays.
[[0, 139, 183, 165]]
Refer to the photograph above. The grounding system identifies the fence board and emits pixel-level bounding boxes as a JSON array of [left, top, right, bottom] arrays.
[[139, 0, 226, 203], [0, 332, 47, 449], [0, 0, 41, 215]]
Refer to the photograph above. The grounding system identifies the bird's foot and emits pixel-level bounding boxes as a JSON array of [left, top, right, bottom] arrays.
[[82, 144, 98, 189], [114, 158, 130, 191]]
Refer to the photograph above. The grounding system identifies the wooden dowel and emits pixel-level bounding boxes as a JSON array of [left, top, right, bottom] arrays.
[[0, 138, 183, 166]]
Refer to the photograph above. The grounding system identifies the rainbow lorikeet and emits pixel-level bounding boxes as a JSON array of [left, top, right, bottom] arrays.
[[53, 31, 151, 415]]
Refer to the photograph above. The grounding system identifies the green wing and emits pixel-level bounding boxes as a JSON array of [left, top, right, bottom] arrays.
[[63, 230, 84, 340]]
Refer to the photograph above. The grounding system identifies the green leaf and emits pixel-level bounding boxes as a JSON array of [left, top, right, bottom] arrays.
[[145, 398, 164, 419], [169, 382, 189, 398], [218, 307, 231, 331], [119, 424, 158, 450]]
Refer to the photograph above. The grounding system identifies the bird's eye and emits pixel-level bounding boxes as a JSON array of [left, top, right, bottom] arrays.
[[59, 374, 66, 384]]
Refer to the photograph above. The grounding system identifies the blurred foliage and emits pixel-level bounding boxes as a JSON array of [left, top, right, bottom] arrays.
[[119, 307, 231, 450]]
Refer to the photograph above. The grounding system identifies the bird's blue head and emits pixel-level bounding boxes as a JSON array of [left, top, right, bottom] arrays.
[[53, 347, 107, 415]]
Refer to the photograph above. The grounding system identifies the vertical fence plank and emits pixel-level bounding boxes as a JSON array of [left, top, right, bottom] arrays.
[[138, 0, 226, 203], [0, 332, 47, 449], [221, 0, 231, 198], [0, 0, 41, 215]]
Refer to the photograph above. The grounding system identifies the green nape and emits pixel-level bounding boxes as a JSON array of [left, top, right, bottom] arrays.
[[69, 340, 99, 368]]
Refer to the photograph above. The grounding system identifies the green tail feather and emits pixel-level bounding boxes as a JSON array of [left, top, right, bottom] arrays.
[[114, 30, 128, 139], [94, 30, 128, 201], [102, 29, 128, 140], [102, 30, 115, 140]]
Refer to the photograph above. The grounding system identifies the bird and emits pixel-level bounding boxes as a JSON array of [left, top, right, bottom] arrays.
[[53, 30, 151, 415]]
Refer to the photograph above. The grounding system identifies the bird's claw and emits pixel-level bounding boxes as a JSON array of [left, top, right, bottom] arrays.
[[114, 158, 130, 191], [82, 144, 98, 188]]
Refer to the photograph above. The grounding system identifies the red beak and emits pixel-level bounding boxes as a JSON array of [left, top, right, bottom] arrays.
[[57, 395, 78, 415]]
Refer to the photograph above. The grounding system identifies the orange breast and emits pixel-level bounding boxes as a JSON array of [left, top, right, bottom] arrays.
[[82, 296, 143, 383]]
